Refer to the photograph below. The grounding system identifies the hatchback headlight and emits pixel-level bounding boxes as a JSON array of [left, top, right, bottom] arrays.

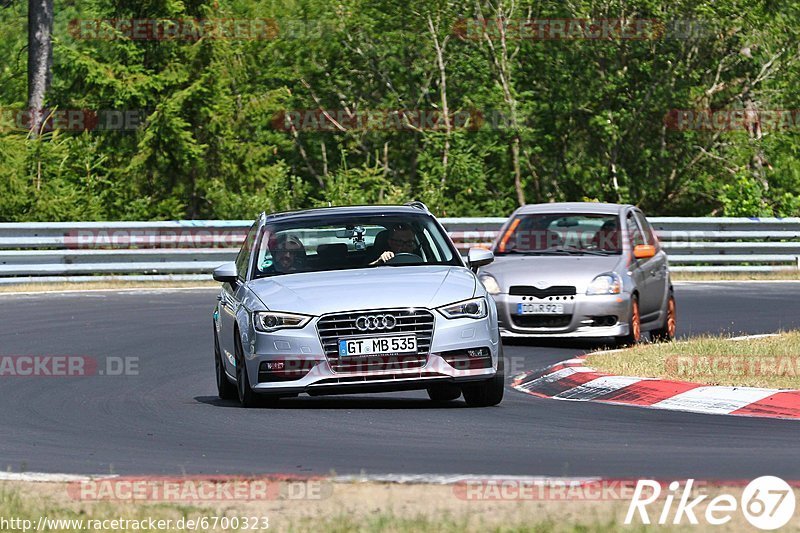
[[437, 297, 488, 319], [586, 273, 622, 295], [253, 311, 312, 332], [479, 274, 502, 295]]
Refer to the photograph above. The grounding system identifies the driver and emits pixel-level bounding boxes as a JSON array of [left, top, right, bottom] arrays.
[[370, 223, 417, 265], [269, 233, 307, 273]]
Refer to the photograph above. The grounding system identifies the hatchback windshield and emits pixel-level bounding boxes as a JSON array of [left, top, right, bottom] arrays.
[[495, 213, 622, 255], [252, 213, 461, 277]]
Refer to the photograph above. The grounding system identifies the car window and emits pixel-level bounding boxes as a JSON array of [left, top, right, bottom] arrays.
[[634, 210, 657, 248], [495, 213, 622, 254], [252, 214, 460, 278], [235, 222, 258, 279], [626, 212, 645, 247]]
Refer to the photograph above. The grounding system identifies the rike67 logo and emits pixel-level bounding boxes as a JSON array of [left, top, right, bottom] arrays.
[[625, 477, 796, 530]]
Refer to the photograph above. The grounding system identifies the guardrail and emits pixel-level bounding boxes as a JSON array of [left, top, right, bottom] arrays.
[[1, 217, 799, 283]]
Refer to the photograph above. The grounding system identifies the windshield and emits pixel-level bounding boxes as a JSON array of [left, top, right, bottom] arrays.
[[251, 213, 461, 278], [494, 213, 622, 255]]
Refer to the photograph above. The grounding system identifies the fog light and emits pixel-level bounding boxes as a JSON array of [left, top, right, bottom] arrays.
[[258, 358, 319, 382], [441, 347, 493, 370], [467, 348, 490, 358]]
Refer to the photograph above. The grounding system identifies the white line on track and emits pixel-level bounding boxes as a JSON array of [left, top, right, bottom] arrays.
[[728, 333, 780, 341], [0, 286, 216, 297], [0, 471, 603, 486], [651, 386, 779, 415], [555, 376, 644, 400], [331, 474, 602, 485], [0, 472, 117, 482]]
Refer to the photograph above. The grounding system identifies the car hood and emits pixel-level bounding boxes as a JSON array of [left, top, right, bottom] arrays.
[[248, 266, 477, 315], [481, 255, 625, 293]]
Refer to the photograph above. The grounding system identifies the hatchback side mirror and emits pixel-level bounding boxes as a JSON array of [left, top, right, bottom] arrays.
[[468, 247, 494, 271], [213, 262, 239, 284], [633, 244, 656, 260]]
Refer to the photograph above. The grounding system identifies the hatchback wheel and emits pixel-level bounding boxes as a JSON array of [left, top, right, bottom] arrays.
[[617, 296, 641, 346], [651, 293, 676, 342]]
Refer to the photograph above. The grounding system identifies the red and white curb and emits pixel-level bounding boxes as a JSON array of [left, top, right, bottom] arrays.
[[512, 353, 800, 420]]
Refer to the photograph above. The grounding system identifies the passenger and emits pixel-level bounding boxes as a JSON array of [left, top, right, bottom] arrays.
[[593, 220, 620, 251]]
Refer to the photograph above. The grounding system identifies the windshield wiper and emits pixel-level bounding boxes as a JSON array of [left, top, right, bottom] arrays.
[[549, 247, 613, 256], [498, 249, 554, 255]]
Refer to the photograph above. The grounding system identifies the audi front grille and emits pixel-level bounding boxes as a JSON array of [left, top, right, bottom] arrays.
[[316, 308, 435, 373]]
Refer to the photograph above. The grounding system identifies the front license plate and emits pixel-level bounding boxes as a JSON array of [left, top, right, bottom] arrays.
[[517, 303, 564, 315], [339, 335, 417, 357]]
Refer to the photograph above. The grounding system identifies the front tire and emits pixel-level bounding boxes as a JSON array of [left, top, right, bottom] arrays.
[[214, 329, 237, 400], [427, 384, 462, 402], [616, 295, 641, 347], [651, 293, 676, 342], [235, 332, 262, 408], [462, 357, 504, 407]]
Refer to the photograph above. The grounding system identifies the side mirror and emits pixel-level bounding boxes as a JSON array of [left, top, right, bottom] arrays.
[[213, 262, 239, 284], [633, 244, 656, 260], [467, 247, 494, 270]]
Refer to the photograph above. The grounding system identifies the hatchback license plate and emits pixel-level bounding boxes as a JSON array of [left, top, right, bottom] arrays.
[[517, 303, 564, 315], [339, 336, 417, 357]]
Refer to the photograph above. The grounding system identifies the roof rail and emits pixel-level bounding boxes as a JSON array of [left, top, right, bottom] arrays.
[[404, 201, 429, 211]]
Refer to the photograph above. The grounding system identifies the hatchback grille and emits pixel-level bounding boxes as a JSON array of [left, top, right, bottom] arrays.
[[511, 315, 572, 328], [509, 285, 576, 298], [317, 308, 434, 373]]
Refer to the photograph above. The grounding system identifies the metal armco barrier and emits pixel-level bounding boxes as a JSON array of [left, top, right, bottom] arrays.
[[1, 217, 800, 283]]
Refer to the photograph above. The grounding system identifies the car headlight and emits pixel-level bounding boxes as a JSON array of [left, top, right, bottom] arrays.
[[437, 297, 488, 319], [586, 273, 622, 295], [253, 311, 312, 332], [479, 274, 502, 295]]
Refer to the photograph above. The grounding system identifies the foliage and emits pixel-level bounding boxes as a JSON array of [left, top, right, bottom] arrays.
[[1, 0, 799, 220]]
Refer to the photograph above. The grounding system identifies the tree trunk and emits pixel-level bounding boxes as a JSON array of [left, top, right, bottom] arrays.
[[27, 0, 53, 137]]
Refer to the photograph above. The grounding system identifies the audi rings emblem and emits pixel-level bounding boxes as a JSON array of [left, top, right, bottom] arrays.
[[355, 314, 397, 331]]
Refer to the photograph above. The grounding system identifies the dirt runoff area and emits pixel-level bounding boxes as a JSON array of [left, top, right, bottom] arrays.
[[2, 475, 797, 532]]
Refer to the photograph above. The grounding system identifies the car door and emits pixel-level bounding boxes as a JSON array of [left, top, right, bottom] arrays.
[[219, 221, 258, 374], [635, 210, 669, 316], [626, 209, 660, 319]]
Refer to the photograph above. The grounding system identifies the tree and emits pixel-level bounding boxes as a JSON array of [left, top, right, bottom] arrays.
[[26, 0, 53, 136]]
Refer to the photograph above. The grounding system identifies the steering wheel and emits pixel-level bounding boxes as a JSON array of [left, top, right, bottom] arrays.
[[385, 252, 424, 265]]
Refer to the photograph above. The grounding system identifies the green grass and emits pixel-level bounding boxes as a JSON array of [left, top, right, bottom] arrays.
[[0, 482, 658, 533], [590, 332, 800, 389]]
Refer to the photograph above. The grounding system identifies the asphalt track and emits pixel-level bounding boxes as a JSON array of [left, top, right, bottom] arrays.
[[1, 282, 798, 479]]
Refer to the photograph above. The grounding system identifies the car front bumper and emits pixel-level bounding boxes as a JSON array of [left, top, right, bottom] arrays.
[[237, 312, 502, 396], [493, 292, 633, 338]]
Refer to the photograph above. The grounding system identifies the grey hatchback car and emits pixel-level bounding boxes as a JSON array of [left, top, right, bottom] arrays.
[[478, 202, 676, 344], [211, 204, 504, 407]]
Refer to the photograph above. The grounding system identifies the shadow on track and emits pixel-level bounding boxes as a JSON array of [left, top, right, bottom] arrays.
[[194, 395, 488, 410], [501, 336, 617, 351]]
